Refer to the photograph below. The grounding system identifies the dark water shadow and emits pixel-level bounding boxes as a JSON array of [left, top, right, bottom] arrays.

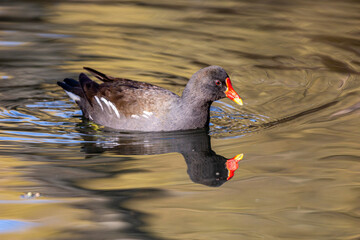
[[78, 127, 243, 187]]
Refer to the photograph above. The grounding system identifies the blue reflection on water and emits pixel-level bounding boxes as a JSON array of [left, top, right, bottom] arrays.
[[0, 220, 34, 233], [0, 41, 25, 46]]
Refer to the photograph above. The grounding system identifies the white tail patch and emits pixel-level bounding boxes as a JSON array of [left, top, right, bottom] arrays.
[[65, 91, 80, 102], [131, 115, 140, 119], [94, 96, 103, 111]]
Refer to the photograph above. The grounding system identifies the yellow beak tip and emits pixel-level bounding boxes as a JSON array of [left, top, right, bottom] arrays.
[[234, 153, 244, 161], [234, 98, 243, 106]]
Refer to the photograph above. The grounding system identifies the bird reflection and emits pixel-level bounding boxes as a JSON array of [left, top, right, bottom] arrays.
[[78, 126, 243, 187]]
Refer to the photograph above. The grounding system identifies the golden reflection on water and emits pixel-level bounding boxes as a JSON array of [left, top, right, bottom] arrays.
[[51, 3, 199, 84], [0, 156, 93, 240]]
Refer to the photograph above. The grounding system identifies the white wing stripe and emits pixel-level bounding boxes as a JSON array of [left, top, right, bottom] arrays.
[[108, 101, 120, 118], [94, 96, 103, 111], [143, 111, 153, 116], [100, 97, 111, 112]]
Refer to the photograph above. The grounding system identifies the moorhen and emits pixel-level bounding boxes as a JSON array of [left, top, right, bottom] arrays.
[[57, 66, 243, 131]]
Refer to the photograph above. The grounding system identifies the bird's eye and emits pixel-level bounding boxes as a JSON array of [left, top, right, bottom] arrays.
[[215, 80, 221, 86]]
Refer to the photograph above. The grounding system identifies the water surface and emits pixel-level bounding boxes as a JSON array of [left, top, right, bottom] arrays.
[[0, 0, 359, 239]]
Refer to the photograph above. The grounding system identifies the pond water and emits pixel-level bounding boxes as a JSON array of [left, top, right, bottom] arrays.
[[0, 0, 359, 239]]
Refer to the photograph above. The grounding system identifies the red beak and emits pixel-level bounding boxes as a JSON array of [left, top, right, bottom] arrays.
[[225, 78, 243, 105], [226, 153, 243, 180]]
